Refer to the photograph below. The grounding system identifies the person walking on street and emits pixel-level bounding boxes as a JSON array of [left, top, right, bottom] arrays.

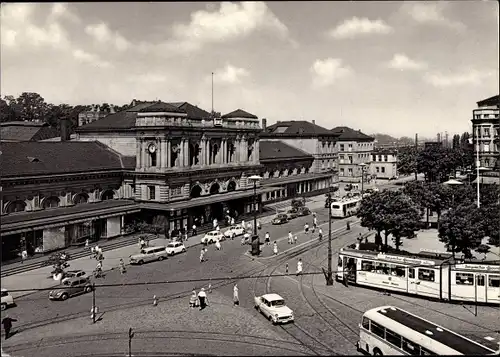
[[140, 238, 146, 249], [294, 235, 298, 244], [273, 241, 278, 255], [85, 239, 89, 248], [2, 316, 17, 340], [318, 228, 323, 241], [21, 249, 27, 264], [233, 284, 239, 306], [346, 221, 350, 230], [192, 224, 197, 236], [313, 216, 318, 228], [296, 258, 303, 276], [198, 288, 208, 310], [230, 217, 235, 225], [119, 258, 126, 274], [189, 290, 197, 308], [216, 225, 220, 233], [200, 249, 205, 262], [265, 232, 270, 245], [304, 223, 309, 234], [241, 219, 245, 231], [285, 263, 289, 274], [257, 220, 261, 230], [215, 239, 221, 251], [288, 231, 293, 244]]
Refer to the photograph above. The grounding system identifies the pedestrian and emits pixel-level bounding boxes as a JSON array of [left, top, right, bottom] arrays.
[[213, 218, 218, 229], [192, 224, 197, 236], [85, 239, 89, 248], [257, 220, 261, 230], [296, 258, 303, 276], [318, 228, 323, 241], [233, 284, 239, 306], [241, 220, 245, 231], [304, 223, 309, 234], [189, 290, 197, 308], [140, 238, 146, 249], [21, 249, 27, 264], [198, 288, 208, 310], [313, 217, 318, 228], [230, 217, 235, 225], [294, 235, 298, 244], [346, 221, 350, 231], [265, 232, 270, 245], [285, 263, 289, 274], [273, 241, 278, 255], [119, 258, 126, 274], [200, 249, 205, 263], [2, 316, 17, 340], [216, 225, 220, 233], [247, 222, 252, 231], [215, 240, 221, 251], [311, 225, 315, 234], [288, 231, 293, 244]]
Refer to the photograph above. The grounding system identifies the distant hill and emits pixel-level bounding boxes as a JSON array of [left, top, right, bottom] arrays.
[[372, 133, 416, 146]]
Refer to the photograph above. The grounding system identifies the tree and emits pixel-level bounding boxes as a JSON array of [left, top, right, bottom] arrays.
[[452, 134, 460, 149], [424, 183, 451, 228], [357, 192, 388, 250], [14, 92, 51, 122], [475, 244, 490, 260], [0, 98, 16, 122], [397, 146, 418, 177], [438, 204, 485, 259], [417, 145, 459, 183]]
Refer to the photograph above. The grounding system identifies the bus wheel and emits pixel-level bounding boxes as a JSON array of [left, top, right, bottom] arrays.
[[373, 348, 383, 356]]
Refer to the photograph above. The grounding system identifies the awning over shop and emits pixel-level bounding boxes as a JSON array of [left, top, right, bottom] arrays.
[[140, 187, 278, 212], [1, 200, 140, 236], [262, 173, 333, 187]]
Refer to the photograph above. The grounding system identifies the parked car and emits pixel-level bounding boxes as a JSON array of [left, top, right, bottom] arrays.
[[61, 270, 86, 284], [1, 288, 15, 310], [224, 225, 245, 239], [271, 214, 288, 225], [285, 209, 298, 220], [129, 246, 169, 265], [201, 231, 225, 244], [165, 241, 186, 255], [254, 293, 294, 324], [296, 207, 311, 216], [49, 277, 93, 301]]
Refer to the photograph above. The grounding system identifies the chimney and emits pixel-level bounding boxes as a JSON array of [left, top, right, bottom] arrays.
[[60, 118, 70, 142], [262, 118, 267, 129], [312, 120, 315, 125], [132, 99, 136, 107], [110, 104, 115, 114]]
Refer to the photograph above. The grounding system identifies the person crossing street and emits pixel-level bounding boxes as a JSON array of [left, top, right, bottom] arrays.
[[265, 232, 270, 245]]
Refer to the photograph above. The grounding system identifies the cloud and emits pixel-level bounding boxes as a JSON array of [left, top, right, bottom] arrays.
[[126, 73, 168, 84], [310, 58, 352, 88], [402, 3, 465, 30], [85, 22, 130, 51], [327, 17, 393, 39], [1, 4, 71, 49], [212, 64, 250, 84], [72, 49, 112, 68], [387, 54, 427, 71], [423, 69, 495, 87], [139, 2, 295, 55], [48, 3, 80, 23]]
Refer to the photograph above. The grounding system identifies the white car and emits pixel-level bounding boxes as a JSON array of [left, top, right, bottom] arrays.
[[201, 231, 225, 244], [165, 241, 186, 255], [1, 288, 15, 311], [61, 270, 87, 284], [129, 246, 169, 265], [254, 293, 294, 324], [224, 225, 245, 239]]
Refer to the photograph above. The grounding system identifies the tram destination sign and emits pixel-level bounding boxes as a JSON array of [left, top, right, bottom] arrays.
[[377, 253, 435, 266], [455, 264, 500, 272]]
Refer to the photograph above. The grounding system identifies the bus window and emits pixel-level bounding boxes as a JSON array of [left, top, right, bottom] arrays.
[[456, 272, 473, 285], [402, 338, 419, 354], [418, 268, 435, 282], [332, 205, 340, 209], [385, 329, 402, 348], [409, 268, 415, 279], [361, 317, 370, 330], [370, 321, 385, 339], [488, 275, 500, 288], [476, 275, 485, 286]]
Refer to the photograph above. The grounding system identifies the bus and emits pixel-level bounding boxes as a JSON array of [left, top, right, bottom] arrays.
[[357, 306, 498, 355], [330, 197, 362, 218]]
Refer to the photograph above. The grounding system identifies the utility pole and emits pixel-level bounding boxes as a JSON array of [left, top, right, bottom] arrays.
[[414, 133, 418, 181], [326, 184, 333, 285], [128, 328, 134, 357], [92, 283, 96, 324]]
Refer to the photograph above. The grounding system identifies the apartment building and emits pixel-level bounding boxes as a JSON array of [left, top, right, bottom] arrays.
[[471, 95, 499, 170], [371, 149, 398, 180]]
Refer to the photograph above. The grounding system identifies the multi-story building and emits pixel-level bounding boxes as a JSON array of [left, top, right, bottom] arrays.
[[471, 94, 499, 170], [330, 126, 374, 183], [78, 105, 110, 127], [259, 120, 339, 192], [370, 149, 398, 180]]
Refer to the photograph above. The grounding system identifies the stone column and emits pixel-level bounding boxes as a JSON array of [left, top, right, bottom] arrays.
[[222, 139, 227, 164], [184, 139, 190, 167], [178, 140, 184, 168], [156, 138, 162, 168], [234, 137, 240, 164], [141, 141, 147, 168], [136, 140, 141, 169], [166, 140, 171, 168], [199, 139, 205, 166], [254, 140, 259, 163]]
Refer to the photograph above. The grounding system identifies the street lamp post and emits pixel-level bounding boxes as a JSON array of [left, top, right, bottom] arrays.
[[359, 163, 367, 194], [248, 175, 262, 256], [326, 183, 334, 285]]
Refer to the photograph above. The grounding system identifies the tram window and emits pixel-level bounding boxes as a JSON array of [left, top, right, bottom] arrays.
[[362, 317, 370, 330], [380, 263, 390, 275], [476, 275, 485, 286], [385, 329, 402, 348], [409, 268, 415, 279], [361, 260, 374, 272], [488, 275, 500, 288], [370, 321, 385, 338], [420, 347, 436, 355], [391, 266, 406, 277], [338, 257, 342, 267], [418, 268, 435, 282], [402, 338, 419, 354], [456, 272, 474, 285]]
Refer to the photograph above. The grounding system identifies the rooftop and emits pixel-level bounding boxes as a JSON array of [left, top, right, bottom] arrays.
[[0, 121, 60, 142], [331, 126, 374, 142], [259, 140, 313, 161], [0, 142, 129, 177], [222, 109, 258, 120], [263, 120, 337, 137], [477, 95, 499, 108]]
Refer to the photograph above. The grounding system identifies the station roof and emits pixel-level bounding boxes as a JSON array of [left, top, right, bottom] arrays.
[[222, 109, 258, 119], [259, 140, 313, 161], [1, 121, 60, 142], [330, 126, 374, 142], [262, 121, 337, 137], [477, 94, 499, 107]]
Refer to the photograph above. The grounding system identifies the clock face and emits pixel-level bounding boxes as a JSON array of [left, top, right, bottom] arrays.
[[148, 144, 157, 153]]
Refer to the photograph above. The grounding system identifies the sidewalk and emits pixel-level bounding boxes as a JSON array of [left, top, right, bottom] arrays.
[[2, 194, 328, 298]]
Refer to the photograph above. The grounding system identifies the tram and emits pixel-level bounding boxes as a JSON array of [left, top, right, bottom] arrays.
[[337, 246, 500, 305], [330, 197, 362, 218]]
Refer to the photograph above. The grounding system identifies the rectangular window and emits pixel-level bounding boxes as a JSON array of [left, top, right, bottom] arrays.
[[456, 272, 473, 285], [477, 275, 485, 286], [370, 321, 385, 338], [385, 329, 402, 348], [348, 144, 353, 148], [489, 275, 500, 288], [384, 155, 388, 162], [381, 167, 385, 173], [378, 155, 382, 161], [376, 167, 380, 173], [372, 155, 376, 161], [402, 339, 419, 354], [391, 265, 406, 278], [409, 268, 415, 279], [362, 317, 370, 330], [361, 260, 374, 272], [484, 128, 490, 136], [150, 152, 157, 167], [340, 144, 345, 151], [418, 268, 435, 282], [148, 186, 156, 200]]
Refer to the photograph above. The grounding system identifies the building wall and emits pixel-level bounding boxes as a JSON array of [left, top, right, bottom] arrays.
[[472, 104, 499, 169], [370, 152, 398, 179], [337, 140, 374, 182], [106, 216, 122, 238], [77, 132, 137, 156]]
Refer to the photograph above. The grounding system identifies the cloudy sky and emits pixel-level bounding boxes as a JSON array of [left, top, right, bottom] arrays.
[[1, 2, 498, 137]]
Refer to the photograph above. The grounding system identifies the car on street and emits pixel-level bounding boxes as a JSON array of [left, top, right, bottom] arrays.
[[129, 246, 169, 265], [271, 213, 288, 225], [49, 277, 93, 301], [285, 209, 298, 220], [61, 270, 87, 284], [254, 293, 294, 324], [296, 206, 311, 216], [1, 288, 15, 310], [165, 241, 186, 255], [224, 225, 245, 239], [201, 231, 225, 244]]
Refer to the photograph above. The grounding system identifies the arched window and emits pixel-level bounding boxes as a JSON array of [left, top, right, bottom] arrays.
[[42, 196, 60, 209], [210, 183, 220, 195], [190, 185, 202, 199], [73, 193, 89, 205], [101, 190, 115, 201], [227, 181, 237, 192], [5, 200, 26, 213]]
